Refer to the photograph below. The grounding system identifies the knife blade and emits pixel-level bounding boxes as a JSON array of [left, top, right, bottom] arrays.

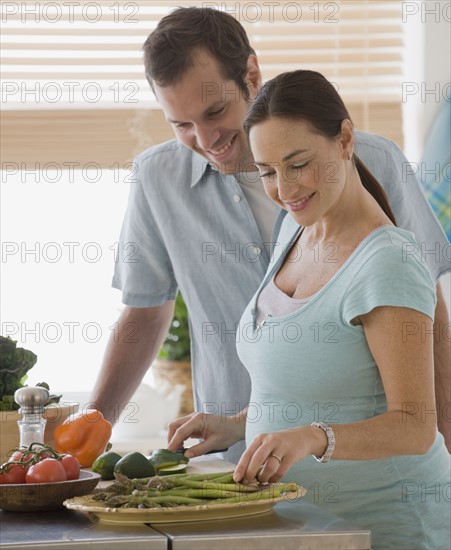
[[175, 446, 229, 455]]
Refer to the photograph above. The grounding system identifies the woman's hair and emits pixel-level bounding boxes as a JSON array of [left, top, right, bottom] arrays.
[[244, 70, 397, 225], [142, 7, 256, 100]]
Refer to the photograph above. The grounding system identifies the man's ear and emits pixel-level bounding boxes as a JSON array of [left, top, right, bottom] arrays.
[[245, 54, 262, 99], [339, 119, 354, 160]]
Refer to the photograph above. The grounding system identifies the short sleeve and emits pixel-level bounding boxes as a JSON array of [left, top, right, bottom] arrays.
[[342, 233, 437, 326], [354, 131, 450, 281], [112, 157, 178, 307]]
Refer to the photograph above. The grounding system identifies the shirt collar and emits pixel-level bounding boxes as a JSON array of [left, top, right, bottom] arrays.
[[190, 151, 215, 188]]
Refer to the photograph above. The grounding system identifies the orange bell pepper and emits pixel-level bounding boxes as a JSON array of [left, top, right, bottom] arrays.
[[53, 409, 112, 467]]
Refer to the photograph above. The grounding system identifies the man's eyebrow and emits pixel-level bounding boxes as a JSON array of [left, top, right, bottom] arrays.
[[253, 149, 309, 166], [167, 101, 225, 124], [204, 101, 226, 115]]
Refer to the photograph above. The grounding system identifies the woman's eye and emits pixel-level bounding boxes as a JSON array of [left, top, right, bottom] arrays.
[[260, 171, 275, 179], [292, 162, 308, 170]]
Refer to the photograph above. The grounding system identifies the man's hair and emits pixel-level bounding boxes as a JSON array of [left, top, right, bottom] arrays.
[[142, 7, 256, 99]]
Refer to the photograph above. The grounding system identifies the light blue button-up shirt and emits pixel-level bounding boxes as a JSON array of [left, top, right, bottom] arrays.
[[113, 131, 449, 463]]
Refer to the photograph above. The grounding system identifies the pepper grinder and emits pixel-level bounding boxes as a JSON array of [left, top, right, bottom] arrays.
[[14, 386, 49, 448]]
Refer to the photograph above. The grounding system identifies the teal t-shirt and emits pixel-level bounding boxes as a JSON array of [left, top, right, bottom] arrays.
[[237, 219, 450, 550]]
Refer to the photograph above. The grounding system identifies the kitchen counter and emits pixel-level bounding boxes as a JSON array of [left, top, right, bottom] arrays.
[[0, 500, 371, 550], [153, 499, 371, 549], [0, 509, 167, 550], [0, 457, 371, 549]]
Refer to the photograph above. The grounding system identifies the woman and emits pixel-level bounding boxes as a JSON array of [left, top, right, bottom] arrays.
[[167, 71, 450, 549]]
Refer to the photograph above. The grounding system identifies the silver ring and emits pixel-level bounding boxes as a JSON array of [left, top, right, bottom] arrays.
[[270, 453, 282, 464]]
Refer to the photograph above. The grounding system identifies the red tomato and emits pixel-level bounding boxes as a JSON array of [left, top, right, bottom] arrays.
[[25, 458, 67, 484], [8, 449, 34, 468], [35, 450, 53, 461], [0, 463, 27, 484], [8, 450, 25, 462], [60, 454, 80, 480]]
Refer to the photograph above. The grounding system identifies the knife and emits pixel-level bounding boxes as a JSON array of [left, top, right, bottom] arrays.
[[176, 446, 229, 455]]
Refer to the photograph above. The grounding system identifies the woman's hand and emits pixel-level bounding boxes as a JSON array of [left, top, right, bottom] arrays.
[[166, 410, 247, 458], [233, 425, 327, 484]]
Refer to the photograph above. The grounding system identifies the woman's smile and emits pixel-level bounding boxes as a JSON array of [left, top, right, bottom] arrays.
[[284, 192, 317, 212]]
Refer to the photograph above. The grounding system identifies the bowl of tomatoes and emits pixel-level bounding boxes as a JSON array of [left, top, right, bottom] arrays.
[[0, 444, 100, 512]]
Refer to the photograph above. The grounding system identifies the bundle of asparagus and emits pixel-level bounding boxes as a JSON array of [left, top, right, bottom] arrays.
[[93, 471, 305, 509]]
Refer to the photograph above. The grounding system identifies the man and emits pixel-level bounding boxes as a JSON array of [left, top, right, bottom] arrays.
[[91, 7, 450, 460]]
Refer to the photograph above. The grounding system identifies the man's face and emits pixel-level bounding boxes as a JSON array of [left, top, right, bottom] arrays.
[[154, 50, 261, 174]]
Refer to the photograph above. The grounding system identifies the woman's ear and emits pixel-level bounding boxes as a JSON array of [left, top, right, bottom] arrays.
[[245, 54, 262, 99], [340, 119, 354, 160]]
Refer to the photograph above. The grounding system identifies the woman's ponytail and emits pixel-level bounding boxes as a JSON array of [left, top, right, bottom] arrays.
[[353, 154, 397, 226]]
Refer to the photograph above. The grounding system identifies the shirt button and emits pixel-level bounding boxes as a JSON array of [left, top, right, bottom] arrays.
[[233, 194, 241, 202], [254, 247, 262, 256]]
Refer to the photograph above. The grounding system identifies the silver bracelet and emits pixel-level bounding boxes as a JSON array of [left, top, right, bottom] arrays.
[[311, 422, 335, 463]]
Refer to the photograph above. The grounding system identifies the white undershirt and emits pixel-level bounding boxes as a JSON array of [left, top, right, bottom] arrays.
[[256, 274, 316, 325], [234, 172, 279, 254]]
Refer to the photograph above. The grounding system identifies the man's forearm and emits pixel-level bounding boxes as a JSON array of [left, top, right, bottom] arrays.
[[434, 281, 451, 452], [90, 302, 175, 424]]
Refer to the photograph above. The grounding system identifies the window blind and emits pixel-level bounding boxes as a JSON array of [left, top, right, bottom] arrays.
[[1, 0, 405, 167]]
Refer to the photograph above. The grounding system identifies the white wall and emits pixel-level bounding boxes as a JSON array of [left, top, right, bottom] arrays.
[[423, 2, 450, 313], [1, 171, 130, 392], [403, 0, 451, 162], [402, 1, 450, 312], [423, 1, 451, 140]]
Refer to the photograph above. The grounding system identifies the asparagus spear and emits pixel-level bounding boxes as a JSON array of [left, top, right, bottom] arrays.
[[93, 472, 303, 509]]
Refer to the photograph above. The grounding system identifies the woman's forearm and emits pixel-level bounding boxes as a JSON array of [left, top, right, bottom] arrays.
[[317, 409, 437, 461]]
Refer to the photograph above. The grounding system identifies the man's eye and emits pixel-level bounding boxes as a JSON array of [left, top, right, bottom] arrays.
[[174, 122, 188, 129], [209, 106, 225, 117]]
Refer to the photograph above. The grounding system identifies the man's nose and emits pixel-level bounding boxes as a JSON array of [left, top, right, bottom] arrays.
[[195, 124, 220, 151]]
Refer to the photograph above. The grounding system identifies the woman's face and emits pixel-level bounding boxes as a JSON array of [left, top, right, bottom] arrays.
[[249, 117, 353, 227]]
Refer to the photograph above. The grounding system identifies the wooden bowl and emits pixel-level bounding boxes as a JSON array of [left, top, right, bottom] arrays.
[[0, 402, 79, 463], [0, 470, 100, 512]]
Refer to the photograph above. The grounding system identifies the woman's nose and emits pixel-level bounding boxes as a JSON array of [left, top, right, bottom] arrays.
[[278, 176, 300, 202]]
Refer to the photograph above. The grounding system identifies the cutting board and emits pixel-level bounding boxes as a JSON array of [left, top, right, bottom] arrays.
[[185, 455, 237, 474]]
